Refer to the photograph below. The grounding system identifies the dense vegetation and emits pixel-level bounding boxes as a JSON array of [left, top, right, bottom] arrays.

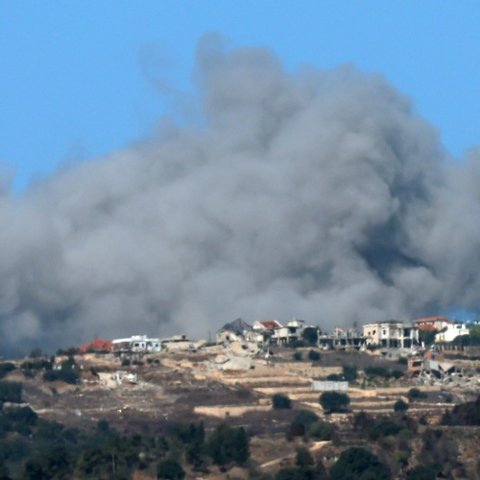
[[0, 404, 250, 480], [364, 366, 404, 380], [442, 395, 480, 426], [330, 447, 391, 480]]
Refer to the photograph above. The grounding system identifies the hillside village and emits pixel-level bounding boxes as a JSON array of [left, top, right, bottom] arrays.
[[0, 315, 480, 479]]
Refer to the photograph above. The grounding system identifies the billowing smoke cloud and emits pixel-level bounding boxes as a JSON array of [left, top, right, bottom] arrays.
[[1, 37, 480, 354]]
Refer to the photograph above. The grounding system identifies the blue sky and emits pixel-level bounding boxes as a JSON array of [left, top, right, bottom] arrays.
[[1, 1, 479, 190]]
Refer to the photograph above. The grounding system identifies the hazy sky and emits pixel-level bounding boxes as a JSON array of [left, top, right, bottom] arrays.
[[1, 1, 479, 190]]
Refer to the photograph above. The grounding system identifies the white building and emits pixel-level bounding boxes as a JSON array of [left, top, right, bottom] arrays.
[[251, 320, 283, 345], [435, 323, 470, 343], [272, 319, 306, 344], [112, 335, 161, 354], [363, 320, 419, 349]]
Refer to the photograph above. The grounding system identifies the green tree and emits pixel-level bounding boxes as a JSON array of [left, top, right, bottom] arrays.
[[287, 410, 319, 439], [406, 464, 440, 480], [185, 442, 207, 471], [369, 418, 403, 441], [364, 366, 391, 379], [307, 421, 334, 440], [43, 369, 80, 385], [319, 392, 350, 413], [419, 330, 436, 347], [23, 458, 45, 480], [157, 458, 185, 479], [330, 447, 391, 480], [272, 394, 291, 410], [295, 447, 314, 468], [0, 382, 22, 403], [353, 411, 372, 431], [0, 461, 10, 480], [342, 365, 357, 382], [0, 364, 15, 380], [275, 467, 304, 480], [233, 427, 249, 464], [29, 348, 43, 358], [302, 327, 319, 345], [207, 423, 250, 466], [408, 388, 427, 401], [307, 350, 320, 361], [394, 399, 409, 412], [293, 352, 303, 361]]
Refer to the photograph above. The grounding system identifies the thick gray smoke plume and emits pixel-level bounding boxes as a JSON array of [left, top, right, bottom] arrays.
[[1, 37, 479, 354]]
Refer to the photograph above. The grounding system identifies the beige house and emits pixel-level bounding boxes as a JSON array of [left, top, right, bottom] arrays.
[[363, 320, 419, 349]]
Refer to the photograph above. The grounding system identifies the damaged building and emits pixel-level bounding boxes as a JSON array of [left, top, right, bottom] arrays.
[[363, 320, 419, 349], [112, 335, 161, 355], [216, 318, 253, 344], [317, 327, 366, 350]]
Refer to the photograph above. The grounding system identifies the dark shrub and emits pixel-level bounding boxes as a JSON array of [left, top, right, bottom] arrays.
[[29, 348, 42, 358], [394, 399, 409, 412], [308, 421, 334, 440], [293, 352, 303, 361], [369, 419, 403, 440], [342, 365, 357, 381], [4, 406, 38, 426], [302, 327, 319, 345], [406, 464, 440, 480], [272, 394, 291, 410], [0, 381, 22, 403], [295, 446, 314, 468], [21, 359, 52, 371], [207, 423, 249, 466], [157, 458, 185, 479], [0, 363, 15, 379], [293, 410, 319, 428], [408, 388, 427, 401], [330, 447, 391, 480], [287, 410, 319, 439], [364, 366, 391, 378], [43, 369, 80, 385], [275, 467, 303, 480], [353, 411, 372, 431], [319, 391, 350, 413], [307, 350, 320, 361]]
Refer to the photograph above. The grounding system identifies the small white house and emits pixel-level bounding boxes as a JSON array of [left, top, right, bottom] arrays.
[[272, 319, 306, 344], [435, 323, 470, 343]]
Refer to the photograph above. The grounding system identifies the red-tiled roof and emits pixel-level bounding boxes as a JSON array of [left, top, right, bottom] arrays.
[[416, 324, 437, 332], [257, 320, 282, 330], [78, 338, 112, 353], [414, 316, 452, 324]]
